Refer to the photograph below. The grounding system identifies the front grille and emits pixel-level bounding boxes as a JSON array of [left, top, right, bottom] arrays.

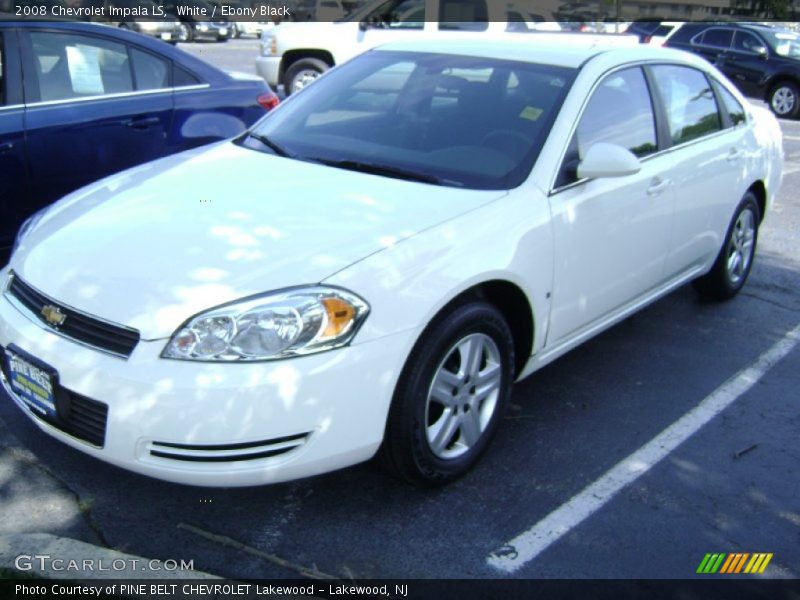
[[0, 349, 108, 447], [6, 273, 139, 358], [148, 433, 310, 463]]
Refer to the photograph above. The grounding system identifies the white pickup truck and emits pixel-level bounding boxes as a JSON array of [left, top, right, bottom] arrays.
[[256, 0, 638, 94]]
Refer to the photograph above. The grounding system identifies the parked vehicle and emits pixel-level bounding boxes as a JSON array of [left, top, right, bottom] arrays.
[[105, 0, 184, 42], [630, 20, 683, 46], [0, 41, 782, 487], [256, 0, 637, 94], [150, 0, 233, 42], [0, 21, 278, 260], [665, 22, 800, 118]]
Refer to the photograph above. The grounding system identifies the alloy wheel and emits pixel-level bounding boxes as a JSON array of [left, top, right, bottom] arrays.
[[425, 333, 503, 460], [726, 207, 755, 286]]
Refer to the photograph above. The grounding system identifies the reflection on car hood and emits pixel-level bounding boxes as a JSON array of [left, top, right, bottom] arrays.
[[12, 142, 504, 339]]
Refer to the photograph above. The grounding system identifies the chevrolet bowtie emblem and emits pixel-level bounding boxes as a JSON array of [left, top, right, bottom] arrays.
[[41, 304, 67, 327]]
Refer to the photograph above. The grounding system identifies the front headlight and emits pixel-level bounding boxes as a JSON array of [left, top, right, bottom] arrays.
[[261, 33, 277, 56], [162, 287, 369, 361]]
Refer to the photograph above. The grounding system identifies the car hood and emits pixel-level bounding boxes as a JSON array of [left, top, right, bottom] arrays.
[[12, 142, 504, 340]]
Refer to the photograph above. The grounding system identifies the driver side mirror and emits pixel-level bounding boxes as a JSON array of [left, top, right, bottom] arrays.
[[755, 46, 768, 60], [577, 143, 641, 180]]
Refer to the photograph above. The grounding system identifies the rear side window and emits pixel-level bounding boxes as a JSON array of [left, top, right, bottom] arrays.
[[131, 48, 169, 90], [716, 82, 747, 126], [695, 28, 733, 49], [30, 32, 133, 101], [651, 65, 721, 145], [576, 67, 657, 159]]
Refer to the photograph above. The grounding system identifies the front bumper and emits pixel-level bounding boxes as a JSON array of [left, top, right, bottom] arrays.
[[255, 56, 281, 87], [0, 272, 414, 487]]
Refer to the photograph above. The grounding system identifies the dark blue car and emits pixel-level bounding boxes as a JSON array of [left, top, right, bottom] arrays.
[[0, 19, 278, 259]]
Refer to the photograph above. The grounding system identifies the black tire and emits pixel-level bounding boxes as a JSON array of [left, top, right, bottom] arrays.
[[692, 191, 760, 301], [283, 58, 329, 95], [177, 22, 193, 43], [768, 80, 799, 119], [379, 302, 515, 487]]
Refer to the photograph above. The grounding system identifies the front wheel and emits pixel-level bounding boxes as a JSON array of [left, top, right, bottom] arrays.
[[768, 81, 799, 119], [692, 191, 760, 301], [284, 58, 329, 95], [379, 302, 515, 486]]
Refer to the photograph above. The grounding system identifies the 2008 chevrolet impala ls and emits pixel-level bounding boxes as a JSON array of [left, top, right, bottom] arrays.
[[0, 40, 784, 487]]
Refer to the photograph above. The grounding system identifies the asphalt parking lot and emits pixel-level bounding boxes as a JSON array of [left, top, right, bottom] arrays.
[[1, 41, 799, 581]]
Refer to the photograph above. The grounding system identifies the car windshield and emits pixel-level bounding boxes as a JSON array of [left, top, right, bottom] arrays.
[[245, 51, 575, 190], [763, 30, 800, 58]]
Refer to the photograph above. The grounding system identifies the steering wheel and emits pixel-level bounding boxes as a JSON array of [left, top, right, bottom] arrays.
[[481, 130, 532, 159]]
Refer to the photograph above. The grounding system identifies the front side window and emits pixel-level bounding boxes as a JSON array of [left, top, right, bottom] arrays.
[[651, 65, 721, 145], [733, 31, 765, 54], [245, 50, 575, 190], [575, 67, 657, 160], [30, 32, 133, 101]]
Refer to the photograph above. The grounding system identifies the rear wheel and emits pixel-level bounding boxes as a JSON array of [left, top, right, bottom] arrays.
[[379, 302, 515, 486], [284, 58, 329, 95], [692, 191, 760, 301], [768, 81, 799, 119]]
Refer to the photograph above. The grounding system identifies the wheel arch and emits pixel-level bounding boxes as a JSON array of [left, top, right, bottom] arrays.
[[280, 50, 335, 83], [413, 279, 535, 380], [764, 74, 798, 103], [748, 180, 767, 224]]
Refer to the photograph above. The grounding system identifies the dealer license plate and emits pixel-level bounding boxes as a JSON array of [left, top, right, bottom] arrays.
[[5, 348, 57, 420]]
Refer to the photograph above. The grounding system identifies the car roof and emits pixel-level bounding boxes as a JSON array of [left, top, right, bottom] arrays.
[[375, 37, 708, 70]]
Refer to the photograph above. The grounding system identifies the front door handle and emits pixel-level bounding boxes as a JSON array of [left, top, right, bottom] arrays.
[[647, 176, 670, 197], [0, 141, 13, 155], [727, 148, 743, 162]]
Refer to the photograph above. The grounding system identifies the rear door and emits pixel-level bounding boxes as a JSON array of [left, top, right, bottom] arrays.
[[19, 28, 174, 206], [648, 64, 746, 278], [0, 27, 29, 256]]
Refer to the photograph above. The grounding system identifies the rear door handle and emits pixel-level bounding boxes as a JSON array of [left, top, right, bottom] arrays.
[[123, 116, 161, 130], [647, 176, 670, 197]]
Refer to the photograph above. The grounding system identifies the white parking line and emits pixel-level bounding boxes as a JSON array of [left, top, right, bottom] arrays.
[[487, 321, 800, 574]]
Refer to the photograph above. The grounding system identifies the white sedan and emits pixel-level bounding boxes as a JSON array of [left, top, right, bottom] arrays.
[[0, 40, 783, 487]]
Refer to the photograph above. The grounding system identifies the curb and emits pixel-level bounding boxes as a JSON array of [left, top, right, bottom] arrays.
[[0, 533, 219, 579]]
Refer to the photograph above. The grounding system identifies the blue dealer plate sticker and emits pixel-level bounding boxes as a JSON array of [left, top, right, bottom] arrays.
[[6, 349, 57, 419]]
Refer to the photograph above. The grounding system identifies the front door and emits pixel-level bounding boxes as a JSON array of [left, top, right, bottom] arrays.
[[547, 66, 674, 345]]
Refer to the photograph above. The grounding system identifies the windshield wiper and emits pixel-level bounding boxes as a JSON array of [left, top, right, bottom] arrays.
[[317, 159, 451, 186], [246, 132, 296, 159]]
